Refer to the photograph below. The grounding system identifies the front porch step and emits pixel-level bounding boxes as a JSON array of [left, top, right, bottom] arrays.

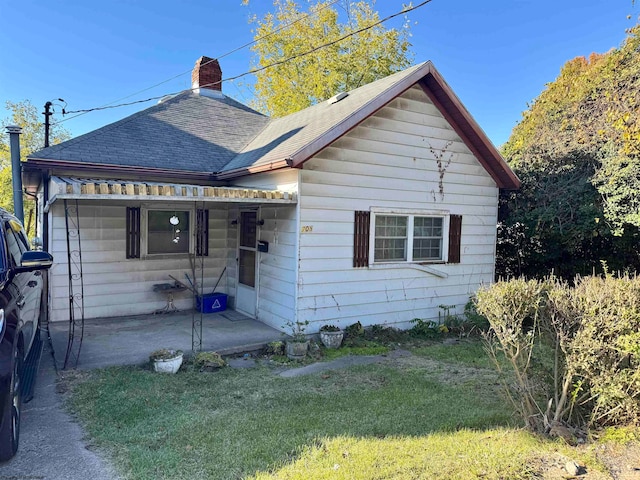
[[216, 341, 272, 357]]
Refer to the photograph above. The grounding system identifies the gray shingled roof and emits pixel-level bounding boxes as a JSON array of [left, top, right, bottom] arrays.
[[30, 91, 269, 173], [220, 63, 427, 173], [28, 62, 519, 189], [30, 64, 427, 175]]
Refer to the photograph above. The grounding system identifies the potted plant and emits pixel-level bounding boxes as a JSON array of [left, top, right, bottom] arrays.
[[149, 349, 183, 374], [283, 320, 310, 360], [319, 324, 344, 349]]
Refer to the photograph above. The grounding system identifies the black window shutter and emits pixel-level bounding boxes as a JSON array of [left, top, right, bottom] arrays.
[[448, 214, 462, 264], [353, 211, 370, 267], [196, 209, 209, 257], [126, 207, 141, 259]]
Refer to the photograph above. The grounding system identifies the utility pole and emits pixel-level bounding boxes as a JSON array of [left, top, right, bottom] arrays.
[[43, 101, 53, 148]]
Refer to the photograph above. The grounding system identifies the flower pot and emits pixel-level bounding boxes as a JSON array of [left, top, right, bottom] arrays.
[[153, 352, 183, 373], [286, 340, 309, 360], [320, 330, 344, 349]]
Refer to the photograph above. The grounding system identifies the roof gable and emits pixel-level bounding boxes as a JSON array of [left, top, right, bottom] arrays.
[[219, 62, 519, 189]]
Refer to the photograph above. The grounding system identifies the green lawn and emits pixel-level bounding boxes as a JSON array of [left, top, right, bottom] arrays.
[[64, 339, 601, 479]]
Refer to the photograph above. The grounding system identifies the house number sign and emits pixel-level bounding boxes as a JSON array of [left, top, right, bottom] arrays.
[[300, 225, 313, 233]]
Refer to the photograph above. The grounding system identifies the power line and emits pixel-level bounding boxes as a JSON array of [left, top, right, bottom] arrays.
[[59, 1, 429, 121], [56, 0, 342, 125]]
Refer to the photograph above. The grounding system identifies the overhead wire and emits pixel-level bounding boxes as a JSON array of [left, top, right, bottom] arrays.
[[58, 1, 429, 122], [56, 0, 342, 125]]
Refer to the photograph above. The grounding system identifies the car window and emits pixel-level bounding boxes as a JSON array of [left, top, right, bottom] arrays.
[[5, 227, 23, 268], [8, 220, 29, 253]]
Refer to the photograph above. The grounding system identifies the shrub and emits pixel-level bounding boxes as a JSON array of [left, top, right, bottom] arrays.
[[475, 278, 550, 431], [409, 318, 441, 338], [265, 341, 285, 355], [568, 275, 640, 427], [463, 299, 490, 333], [367, 324, 407, 343], [475, 274, 640, 433], [344, 321, 364, 339], [319, 324, 341, 332], [193, 351, 226, 370]]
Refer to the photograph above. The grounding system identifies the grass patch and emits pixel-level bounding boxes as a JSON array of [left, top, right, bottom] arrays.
[[321, 344, 390, 361], [65, 338, 627, 479], [250, 429, 562, 480], [597, 426, 640, 444], [411, 338, 495, 369], [67, 352, 511, 479]]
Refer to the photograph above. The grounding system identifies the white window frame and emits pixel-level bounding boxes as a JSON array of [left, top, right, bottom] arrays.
[[369, 208, 450, 265], [141, 204, 195, 257]]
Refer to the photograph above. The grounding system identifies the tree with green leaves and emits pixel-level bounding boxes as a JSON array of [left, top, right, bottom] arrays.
[[0, 100, 70, 231], [247, 0, 413, 116], [498, 26, 640, 279]]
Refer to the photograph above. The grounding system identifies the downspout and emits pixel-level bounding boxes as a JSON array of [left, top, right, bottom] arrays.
[[43, 173, 50, 252], [6, 126, 24, 223]]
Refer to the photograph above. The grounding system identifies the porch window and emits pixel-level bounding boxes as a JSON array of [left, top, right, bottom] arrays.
[[147, 209, 191, 255]]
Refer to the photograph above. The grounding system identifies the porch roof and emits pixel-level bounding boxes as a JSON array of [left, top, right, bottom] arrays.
[[47, 176, 297, 205]]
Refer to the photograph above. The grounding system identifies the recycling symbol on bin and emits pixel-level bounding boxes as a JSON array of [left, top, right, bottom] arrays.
[[212, 299, 221, 309]]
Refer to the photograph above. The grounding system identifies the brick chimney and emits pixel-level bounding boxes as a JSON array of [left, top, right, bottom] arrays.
[[192, 56, 222, 91]]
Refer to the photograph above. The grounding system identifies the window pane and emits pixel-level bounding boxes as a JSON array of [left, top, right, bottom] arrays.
[[375, 215, 406, 237], [239, 249, 256, 287], [148, 211, 189, 254], [240, 211, 257, 248], [413, 217, 443, 260], [374, 215, 407, 262], [413, 238, 442, 260], [5, 226, 22, 267], [375, 238, 407, 261], [414, 217, 443, 237]]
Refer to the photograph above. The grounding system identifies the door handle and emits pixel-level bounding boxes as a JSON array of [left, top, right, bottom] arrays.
[[28, 280, 38, 288], [16, 296, 25, 309]]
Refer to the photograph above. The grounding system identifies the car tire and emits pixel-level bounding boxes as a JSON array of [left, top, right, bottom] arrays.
[[0, 342, 23, 462]]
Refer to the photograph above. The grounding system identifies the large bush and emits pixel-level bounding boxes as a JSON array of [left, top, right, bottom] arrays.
[[475, 274, 640, 433], [497, 26, 640, 279]]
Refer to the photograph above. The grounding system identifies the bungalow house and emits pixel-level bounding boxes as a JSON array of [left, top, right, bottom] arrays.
[[23, 57, 520, 336]]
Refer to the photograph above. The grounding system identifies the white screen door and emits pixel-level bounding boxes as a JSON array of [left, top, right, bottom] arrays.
[[236, 211, 257, 317]]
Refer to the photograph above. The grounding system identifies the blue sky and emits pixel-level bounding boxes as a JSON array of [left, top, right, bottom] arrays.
[[0, 0, 636, 148]]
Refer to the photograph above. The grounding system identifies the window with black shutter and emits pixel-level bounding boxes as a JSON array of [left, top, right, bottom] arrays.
[[360, 210, 461, 265], [196, 209, 209, 257], [126, 207, 141, 259], [353, 211, 370, 267], [448, 214, 462, 264]]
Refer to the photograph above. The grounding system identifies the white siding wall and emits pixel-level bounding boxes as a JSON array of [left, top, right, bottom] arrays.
[[230, 169, 299, 193], [297, 85, 499, 332], [48, 201, 229, 322], [254, 205, 297, 329], [229, 170, 299, 329], [226, 206, 239, 305]]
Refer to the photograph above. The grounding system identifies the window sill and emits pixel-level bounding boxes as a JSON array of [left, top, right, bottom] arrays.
[[369, 262, 448, 278], [141, 252, 194, 261]]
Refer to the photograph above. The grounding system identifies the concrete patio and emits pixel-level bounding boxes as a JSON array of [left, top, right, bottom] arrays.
[[48, 309, 283, 370]]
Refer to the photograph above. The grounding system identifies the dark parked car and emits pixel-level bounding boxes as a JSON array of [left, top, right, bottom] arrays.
[[0, 209, 52, 461]]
